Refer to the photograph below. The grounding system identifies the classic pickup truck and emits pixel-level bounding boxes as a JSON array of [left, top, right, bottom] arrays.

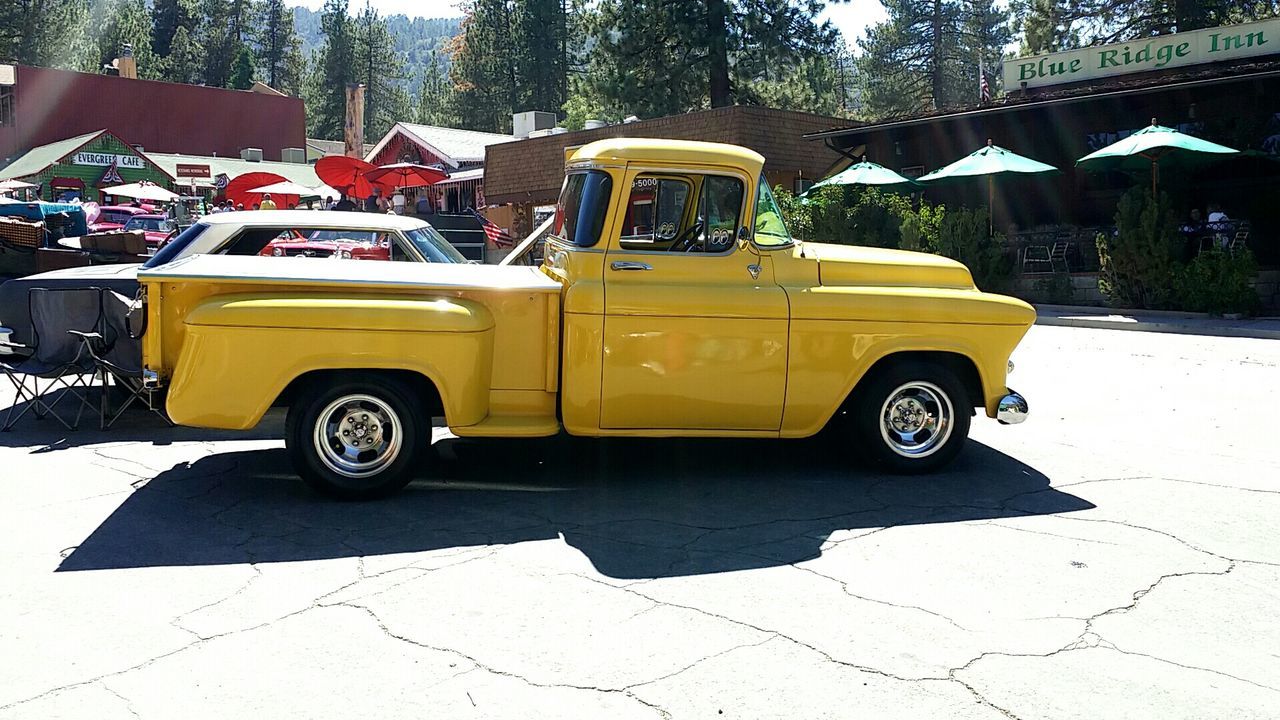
[[137, 138, 1033, 499]]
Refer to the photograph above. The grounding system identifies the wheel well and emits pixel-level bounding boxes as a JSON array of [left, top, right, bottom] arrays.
[[273, 369, 444, 418], [852, 351, 985, 410]]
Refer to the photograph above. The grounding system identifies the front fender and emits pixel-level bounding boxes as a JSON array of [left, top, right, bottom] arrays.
[[166, 293, 495, 430]]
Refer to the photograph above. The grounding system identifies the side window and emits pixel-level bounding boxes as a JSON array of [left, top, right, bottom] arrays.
[[620, 176, 692, 250], [695, 175, 744, 253]]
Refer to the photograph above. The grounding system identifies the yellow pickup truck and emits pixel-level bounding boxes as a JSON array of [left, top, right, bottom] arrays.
[[137, 138, 1033, 499]]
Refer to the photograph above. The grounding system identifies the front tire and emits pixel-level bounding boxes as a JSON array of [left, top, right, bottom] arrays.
[[286, 375, 427, 500], [850, 361, 971, 473]]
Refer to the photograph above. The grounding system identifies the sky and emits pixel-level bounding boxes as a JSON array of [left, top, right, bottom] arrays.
[[288, 0, 890, 47]]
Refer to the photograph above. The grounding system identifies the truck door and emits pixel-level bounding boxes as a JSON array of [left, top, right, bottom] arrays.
[[599, 167, 789, 431]]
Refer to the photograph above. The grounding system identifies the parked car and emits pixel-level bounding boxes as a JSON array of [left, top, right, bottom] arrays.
[[137, 138, 1035, 500], [122, 214, 176, 248], [0, 211, 465, 347], [90, 205, 149, 233], [261, 229, 392, 261]]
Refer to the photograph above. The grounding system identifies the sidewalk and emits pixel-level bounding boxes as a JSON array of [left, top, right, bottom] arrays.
[[1034, 304, 1280, 340]]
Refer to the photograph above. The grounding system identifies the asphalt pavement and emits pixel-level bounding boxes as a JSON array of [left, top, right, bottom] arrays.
[[1, 324, 1277, 719]]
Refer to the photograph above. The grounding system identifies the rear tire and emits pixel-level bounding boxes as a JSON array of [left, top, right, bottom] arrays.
[[285, 375, 427, 500], [850, 361, 971, 474]]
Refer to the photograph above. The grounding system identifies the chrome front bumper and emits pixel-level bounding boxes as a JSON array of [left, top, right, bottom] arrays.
[[997, 391, 1029, 425]]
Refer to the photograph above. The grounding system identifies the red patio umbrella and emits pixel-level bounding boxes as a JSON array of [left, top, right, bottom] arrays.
[[315, 156, 387, 199], [224, 172, 294, 208], [364, 163, 448, 191]]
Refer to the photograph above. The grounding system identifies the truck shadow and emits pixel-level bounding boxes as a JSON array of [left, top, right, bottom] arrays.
[[58, 436, 1093, 580]]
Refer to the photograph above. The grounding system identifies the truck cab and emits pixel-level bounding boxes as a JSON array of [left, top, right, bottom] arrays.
[[138, 138, 1033, 499]]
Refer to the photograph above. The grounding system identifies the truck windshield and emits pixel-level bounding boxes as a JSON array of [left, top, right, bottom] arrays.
[[555, 171, 612, 247]]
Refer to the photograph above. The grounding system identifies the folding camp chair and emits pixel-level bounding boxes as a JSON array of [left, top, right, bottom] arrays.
[[72, 289, 170, 429], [1022, 244, 1052, 273], [0, 287, 105, 431]]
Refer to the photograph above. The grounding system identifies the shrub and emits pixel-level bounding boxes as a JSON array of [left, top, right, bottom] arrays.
[[1033, 272, 1075, 304], [936, 207, 1015, 293], [774, 185, 932, 249], [1096, 188, 1180, 309], [1173, 249, 1258, 315]]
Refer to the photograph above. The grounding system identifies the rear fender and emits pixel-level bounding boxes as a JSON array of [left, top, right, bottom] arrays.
[[166, 293, 494, 430]]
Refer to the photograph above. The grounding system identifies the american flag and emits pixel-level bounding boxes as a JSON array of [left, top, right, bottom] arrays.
[[979, 66, 991, 103], [471, 209, 514, 247]]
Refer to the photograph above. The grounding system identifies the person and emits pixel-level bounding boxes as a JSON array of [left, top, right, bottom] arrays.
[[392, 189, 406, 215], [1207, 203, 1230, 223], [259, 193, 278, 211], [168, 198, 191, 228], [288, 203, 298, 210], [1181, 208, 1204, 232], [236, 203, 245, 211], [252, 203, 261, 211], [333, 194, 357, 212], [364, 189, 380, 213], [323, 196, 335, 210], [415, 193, 432, 215]]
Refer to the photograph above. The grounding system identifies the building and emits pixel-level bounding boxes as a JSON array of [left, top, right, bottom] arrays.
[[807, 17, 1280, 266], [482, 106, 852, 238], [0, 63, 306, 166], [306, 138, 374, 163], [0, 129, 175, 202], [145, 150, 323, 198], [364, 122, 515, 212]]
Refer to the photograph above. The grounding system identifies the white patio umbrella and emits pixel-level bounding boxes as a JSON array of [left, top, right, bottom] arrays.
[[247, 180, 324, 197], [101, 181, 180, 202], [0, 179, 37, 192]]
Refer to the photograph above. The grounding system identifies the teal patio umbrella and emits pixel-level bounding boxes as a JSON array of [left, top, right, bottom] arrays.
[[803, 156, 921, 196], [1076, 119, 1239, 194], [917, 139, 1059, 235]]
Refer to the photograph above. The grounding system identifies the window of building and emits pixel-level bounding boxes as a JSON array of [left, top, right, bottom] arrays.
[[0, 86, 13, 128]]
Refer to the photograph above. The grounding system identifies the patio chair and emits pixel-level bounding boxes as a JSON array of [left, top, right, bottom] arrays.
[[1022, 244, 1052, 273], [1228, 223, 1250, 256], [71, 289, 170, 430], [1049, 242, 1070, 273], [0, 287, 106, 431]]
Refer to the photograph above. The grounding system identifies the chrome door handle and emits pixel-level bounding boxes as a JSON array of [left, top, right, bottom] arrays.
[[610, 261, 652, 271]]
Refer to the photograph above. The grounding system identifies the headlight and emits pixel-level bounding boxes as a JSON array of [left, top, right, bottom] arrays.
[[339, 249, 352, 259], [1008, 360, 1015, 375], [272, 247, 283, 256]]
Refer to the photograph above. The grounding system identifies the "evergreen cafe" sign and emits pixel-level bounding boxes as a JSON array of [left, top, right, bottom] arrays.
[[1004, 17, 1280, 90]]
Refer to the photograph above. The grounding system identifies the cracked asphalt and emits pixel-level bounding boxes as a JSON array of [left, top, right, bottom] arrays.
[[2, 324, 1278, 719]]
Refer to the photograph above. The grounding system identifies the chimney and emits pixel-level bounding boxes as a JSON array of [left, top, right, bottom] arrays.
[[117, 43, 137, 80], [344, 83, 366, 158]]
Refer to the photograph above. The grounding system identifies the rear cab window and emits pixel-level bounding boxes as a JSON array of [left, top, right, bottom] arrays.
[[554, 171, 613, 248]]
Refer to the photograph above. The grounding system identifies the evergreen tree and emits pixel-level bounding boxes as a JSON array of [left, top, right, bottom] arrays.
[[1011, 0, 1279, 53], [230, 45, 255, 89], [163, 25, 206, 83], [856, 0, 970, 117], [257, 0, 305, 93], [151, 0, 200, 59], [199, 0, 240, 87], [450, 0, 521, 132], [309, 0, 357, 139], [514, 0, 568, 113], [581, 0, 838, 120], [90, 0, 162, 80], [962, 0, 1012, 97], [415, 53, 460, 127], [353, 1, 410, 140], [0, 0, 89, 67]]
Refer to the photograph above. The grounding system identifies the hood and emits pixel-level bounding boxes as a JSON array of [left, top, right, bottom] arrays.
[[804, 243, 975, 290]]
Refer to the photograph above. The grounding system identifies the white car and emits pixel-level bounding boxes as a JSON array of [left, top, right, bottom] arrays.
[[0, 211, 466, 347]]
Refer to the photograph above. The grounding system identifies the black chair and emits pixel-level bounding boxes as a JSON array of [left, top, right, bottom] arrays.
[[73, 289, 171, 429], [0, 287, 106, 431]]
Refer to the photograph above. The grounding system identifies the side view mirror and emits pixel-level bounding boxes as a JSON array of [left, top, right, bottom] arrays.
[[736, 225, 753, 250]]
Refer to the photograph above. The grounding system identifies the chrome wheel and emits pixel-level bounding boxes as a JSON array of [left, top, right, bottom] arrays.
[[312, 394, 404, 479], [879, 381, 954, 459]]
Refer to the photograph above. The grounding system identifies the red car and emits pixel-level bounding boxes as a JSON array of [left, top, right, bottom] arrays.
[[122, 214, 177, 248], [90, 205, 150, 233], [260, 229, 392, 261]]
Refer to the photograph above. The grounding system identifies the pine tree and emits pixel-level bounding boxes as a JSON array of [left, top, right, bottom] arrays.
[[581, 0, 838, 120], [89, 0, 162, 80], [415, 53, 459, 127], [230, 45, 255, 89], [199, 0, 239, 87], [257, 0, 305, 93], [1010, 0, 1277, 52], [309, 0, 357, 140], [151, 0, 199, 58], [962, 0, 1012, 98], [353, 1, 409, 140], [856, 0, 969, 118], [514, 0, 568, 113], [163, 25, 206, 83], [450, 0, 521, 132], [0, 0, 90, 68]]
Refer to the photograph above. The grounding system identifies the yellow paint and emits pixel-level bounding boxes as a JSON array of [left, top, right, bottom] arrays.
[[143, 138, 1034, 440]]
